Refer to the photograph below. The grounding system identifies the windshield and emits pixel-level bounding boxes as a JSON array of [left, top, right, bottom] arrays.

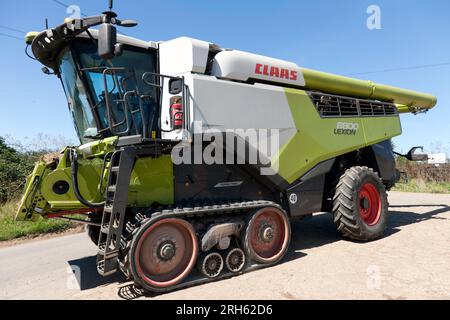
[[59, 38, 158, 143], [60, 48, 97, 141]]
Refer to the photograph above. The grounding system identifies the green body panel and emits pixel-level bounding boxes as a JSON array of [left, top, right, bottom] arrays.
[[16, 161, 49, 221], [78, 136, 118, 158], [272, 88, 402, 184], [301, 68, 437, 109], [16, 138, 174, 220], [41, 155, 105, 210], [128, 156, 174, 207], [25, 31, 39, 45], [40, 154, 174, 210]]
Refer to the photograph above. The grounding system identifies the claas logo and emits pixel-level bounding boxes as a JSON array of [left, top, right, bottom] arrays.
[[255, 64, 298, 81]]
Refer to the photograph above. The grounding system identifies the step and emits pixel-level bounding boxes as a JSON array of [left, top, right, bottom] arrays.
[[101, 224, 110, 234], [98, 242, 107, 255], [97, 259, 118, 277], [97, 244, 119, 258], [111, 166, 120, 173]]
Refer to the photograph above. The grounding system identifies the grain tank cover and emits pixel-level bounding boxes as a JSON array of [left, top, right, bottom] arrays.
[[211, 50, 306, 87]]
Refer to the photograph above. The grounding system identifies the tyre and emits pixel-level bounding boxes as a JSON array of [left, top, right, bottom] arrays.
[[332, 166, 388, 241], [128, 218, 198, 292], [243, 206, 291, 265]]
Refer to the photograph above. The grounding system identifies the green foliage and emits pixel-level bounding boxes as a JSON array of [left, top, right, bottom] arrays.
[[396, 159, 449, 183], [0, 137, 36, 204], [392, 179, 450, 194], [0, 135, 77, 241], [0, 200, 71, 241], [0, 134, 76, 204]]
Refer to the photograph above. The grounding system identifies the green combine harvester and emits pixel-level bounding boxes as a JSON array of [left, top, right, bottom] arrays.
[[17, 3, 437, 292]]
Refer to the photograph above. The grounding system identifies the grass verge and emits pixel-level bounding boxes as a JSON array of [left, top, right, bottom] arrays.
[[0, 200, 73, 242], [392, 179, 450, 194]]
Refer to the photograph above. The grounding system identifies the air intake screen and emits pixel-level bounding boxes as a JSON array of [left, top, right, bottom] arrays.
[[309, 92, 398, 118]]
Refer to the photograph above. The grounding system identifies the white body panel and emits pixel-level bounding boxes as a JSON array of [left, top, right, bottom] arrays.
[[162, 74, 297, 158], [211, 50, 305, 87], [158, 37, 299, 147], [159, 37, 211, 76]]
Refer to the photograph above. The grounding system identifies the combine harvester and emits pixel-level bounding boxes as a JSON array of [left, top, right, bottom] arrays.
[[17, 2, 437, 292]]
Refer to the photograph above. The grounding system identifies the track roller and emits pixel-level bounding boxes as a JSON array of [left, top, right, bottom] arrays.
[[225, 248, 246, 273], [243, 206, 291, 265], [129, 218, 198, 292], [199, 252, 224, 278]]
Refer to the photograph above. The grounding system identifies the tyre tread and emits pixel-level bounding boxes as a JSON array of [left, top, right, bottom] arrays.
[[332, 166, 388, 241]]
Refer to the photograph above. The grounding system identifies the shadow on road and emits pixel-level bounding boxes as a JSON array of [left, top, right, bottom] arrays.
[[70, 203, 450, 299], [390, 204, 450, 208], [68, 256, 127, 291], [386, 204, 450, 236], [287, 214, 341, 254]]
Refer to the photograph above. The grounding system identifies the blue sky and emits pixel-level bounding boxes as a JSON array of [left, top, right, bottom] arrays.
[[0, 0, 449, 154]]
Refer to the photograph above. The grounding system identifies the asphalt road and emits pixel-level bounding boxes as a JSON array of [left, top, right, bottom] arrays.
[[1, 192, 449, 300]]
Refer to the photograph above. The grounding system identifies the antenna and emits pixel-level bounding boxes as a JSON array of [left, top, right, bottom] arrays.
[[109, 0, 114, 10], [45, 18, 49, 29]]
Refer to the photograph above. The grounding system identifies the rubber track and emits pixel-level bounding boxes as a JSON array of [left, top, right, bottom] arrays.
[[119, 200, 285, 290], [124, 200, 283, 239]]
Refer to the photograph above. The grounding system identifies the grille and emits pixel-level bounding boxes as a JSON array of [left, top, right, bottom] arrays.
[[309, 92, 398, 118]]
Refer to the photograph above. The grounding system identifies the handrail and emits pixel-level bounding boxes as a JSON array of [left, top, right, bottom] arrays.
[[81, 66, 189, 140]]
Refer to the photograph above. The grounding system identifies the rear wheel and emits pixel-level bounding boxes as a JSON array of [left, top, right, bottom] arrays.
[[129, 218, 198, 292], [243, 207, 291, 265], [332, 166, 388, 241]]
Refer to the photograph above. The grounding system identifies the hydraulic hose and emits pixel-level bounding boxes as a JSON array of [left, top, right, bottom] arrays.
[[69, 148, 106, 208]]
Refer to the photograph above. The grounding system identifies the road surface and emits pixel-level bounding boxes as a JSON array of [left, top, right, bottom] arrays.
[[1, 192, 449, 300]]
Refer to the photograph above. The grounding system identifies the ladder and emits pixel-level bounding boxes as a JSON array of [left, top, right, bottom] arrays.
[[96, 147, 136, 276]]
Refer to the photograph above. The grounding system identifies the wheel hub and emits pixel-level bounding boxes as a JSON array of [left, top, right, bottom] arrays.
[[158, 240, 176, 261], [207, 259, 217, 270], [360, 197, 370, 210], [246, 207, 290, 264], [259, 223, 274, 243], [358, 183, 382, 226]]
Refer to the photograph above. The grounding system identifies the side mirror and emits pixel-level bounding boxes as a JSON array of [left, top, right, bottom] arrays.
[[406, 147, 429, 162], [98, 23, 117, 59]]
